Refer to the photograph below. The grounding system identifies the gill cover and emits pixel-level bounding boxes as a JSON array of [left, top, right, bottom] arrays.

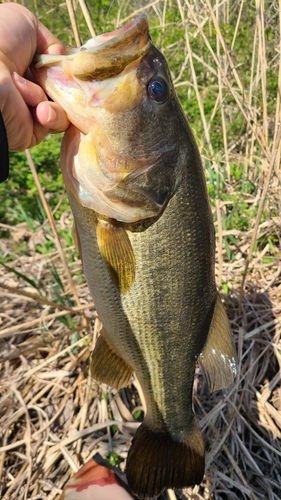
[[32, 14, 184, 223]]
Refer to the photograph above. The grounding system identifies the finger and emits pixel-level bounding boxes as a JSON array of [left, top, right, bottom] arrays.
[[12, 72, 69, 135], [12, 72, 47, 107], [30, 118, 49, 148], [36, 19, 66, 56], [2, 72, 48, 150], [35, 101, 70, 133], [0, 4, 65, 77], [1, 70, 34, 151]]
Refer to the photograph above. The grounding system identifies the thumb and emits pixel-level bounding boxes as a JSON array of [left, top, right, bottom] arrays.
[[35, 101, 70, 133]]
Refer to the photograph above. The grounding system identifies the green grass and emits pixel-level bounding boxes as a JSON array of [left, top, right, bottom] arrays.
[[1, 3, 280, 500], [0, 0, 279, 269]]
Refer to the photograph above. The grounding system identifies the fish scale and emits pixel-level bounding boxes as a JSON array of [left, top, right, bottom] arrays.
[[121, 164, 216, 431], [32, 13, 237, 499]]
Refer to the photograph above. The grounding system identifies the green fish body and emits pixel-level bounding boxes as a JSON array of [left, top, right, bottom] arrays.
[[32, 15, 237, 499]]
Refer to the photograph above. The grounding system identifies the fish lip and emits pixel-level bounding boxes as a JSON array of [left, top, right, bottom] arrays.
[[33, 14, 150, 72], [85, 14, 150, 52]]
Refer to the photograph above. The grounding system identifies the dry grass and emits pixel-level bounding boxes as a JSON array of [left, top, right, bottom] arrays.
[[0, 1, 281, 499]]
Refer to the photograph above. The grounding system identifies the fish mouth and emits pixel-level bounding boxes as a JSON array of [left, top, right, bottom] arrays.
[[33, 14, 151, 81], [32, 15, 174, 223]]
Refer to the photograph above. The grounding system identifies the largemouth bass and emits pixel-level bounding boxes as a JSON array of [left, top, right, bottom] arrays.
[[32, 15, 237, 499]]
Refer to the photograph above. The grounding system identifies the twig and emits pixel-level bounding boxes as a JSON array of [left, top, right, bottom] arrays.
[[45, 420, 139, 455], [216, 199, 223, 286], [239, 124, 281, 310], [177, 0, 214, 156], [25, 150, 82, 308], [0, 282, 78, 312], [0, 306, 91, 339], [78, 0, 96, 37], [120, 0, 161, 24], [66, 0, 81, 47]]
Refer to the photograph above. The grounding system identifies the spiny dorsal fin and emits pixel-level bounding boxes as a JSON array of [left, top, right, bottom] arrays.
[[91, 330, 133, 389], [96, 219, 135, 294], [199, 293, 237, 392]]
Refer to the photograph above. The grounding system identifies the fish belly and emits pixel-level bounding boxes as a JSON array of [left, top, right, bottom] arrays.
[[67, 160, 215, 497]]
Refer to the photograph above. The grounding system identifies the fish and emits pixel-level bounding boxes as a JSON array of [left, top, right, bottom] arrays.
[[32, 15, 237, 499]]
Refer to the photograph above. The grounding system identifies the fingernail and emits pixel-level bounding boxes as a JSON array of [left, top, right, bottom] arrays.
[[47, 106, 57, 124], [12, 72, 27, 85]]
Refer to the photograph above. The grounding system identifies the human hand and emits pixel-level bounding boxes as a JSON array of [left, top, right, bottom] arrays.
[[0, 2, 70, 152]]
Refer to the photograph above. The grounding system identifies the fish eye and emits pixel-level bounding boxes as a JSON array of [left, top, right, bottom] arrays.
[[147, 77, 168, 103]]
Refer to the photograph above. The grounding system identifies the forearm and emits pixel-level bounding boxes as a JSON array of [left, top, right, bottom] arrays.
[[0, 64, 10, 181]]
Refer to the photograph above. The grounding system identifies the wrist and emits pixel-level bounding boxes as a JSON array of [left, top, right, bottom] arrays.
[[0, 110, 9, 182], [0, 63, 10, 181], [0, 63, 11, 111]]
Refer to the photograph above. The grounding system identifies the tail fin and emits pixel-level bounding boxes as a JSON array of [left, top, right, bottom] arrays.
[[126, 420, 204, 499]]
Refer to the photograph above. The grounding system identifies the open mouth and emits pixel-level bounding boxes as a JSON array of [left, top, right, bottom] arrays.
[[33, 15, 151, 82]]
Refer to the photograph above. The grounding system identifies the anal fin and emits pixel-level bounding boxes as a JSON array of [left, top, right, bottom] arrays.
[[199, 293, 237, 392], [91, 331, 133, 389]]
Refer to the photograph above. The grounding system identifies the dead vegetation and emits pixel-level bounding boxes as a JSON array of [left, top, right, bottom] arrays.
[[0, 0, 281, 499]]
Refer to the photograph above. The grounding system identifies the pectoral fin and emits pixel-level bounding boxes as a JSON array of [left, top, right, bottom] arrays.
[[96, 219, 135, 294], [91, 330, 133, 389], [199, 293, 237, 392]]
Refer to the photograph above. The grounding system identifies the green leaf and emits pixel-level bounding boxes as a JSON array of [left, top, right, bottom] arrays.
[[0, 262, 42, 295]]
